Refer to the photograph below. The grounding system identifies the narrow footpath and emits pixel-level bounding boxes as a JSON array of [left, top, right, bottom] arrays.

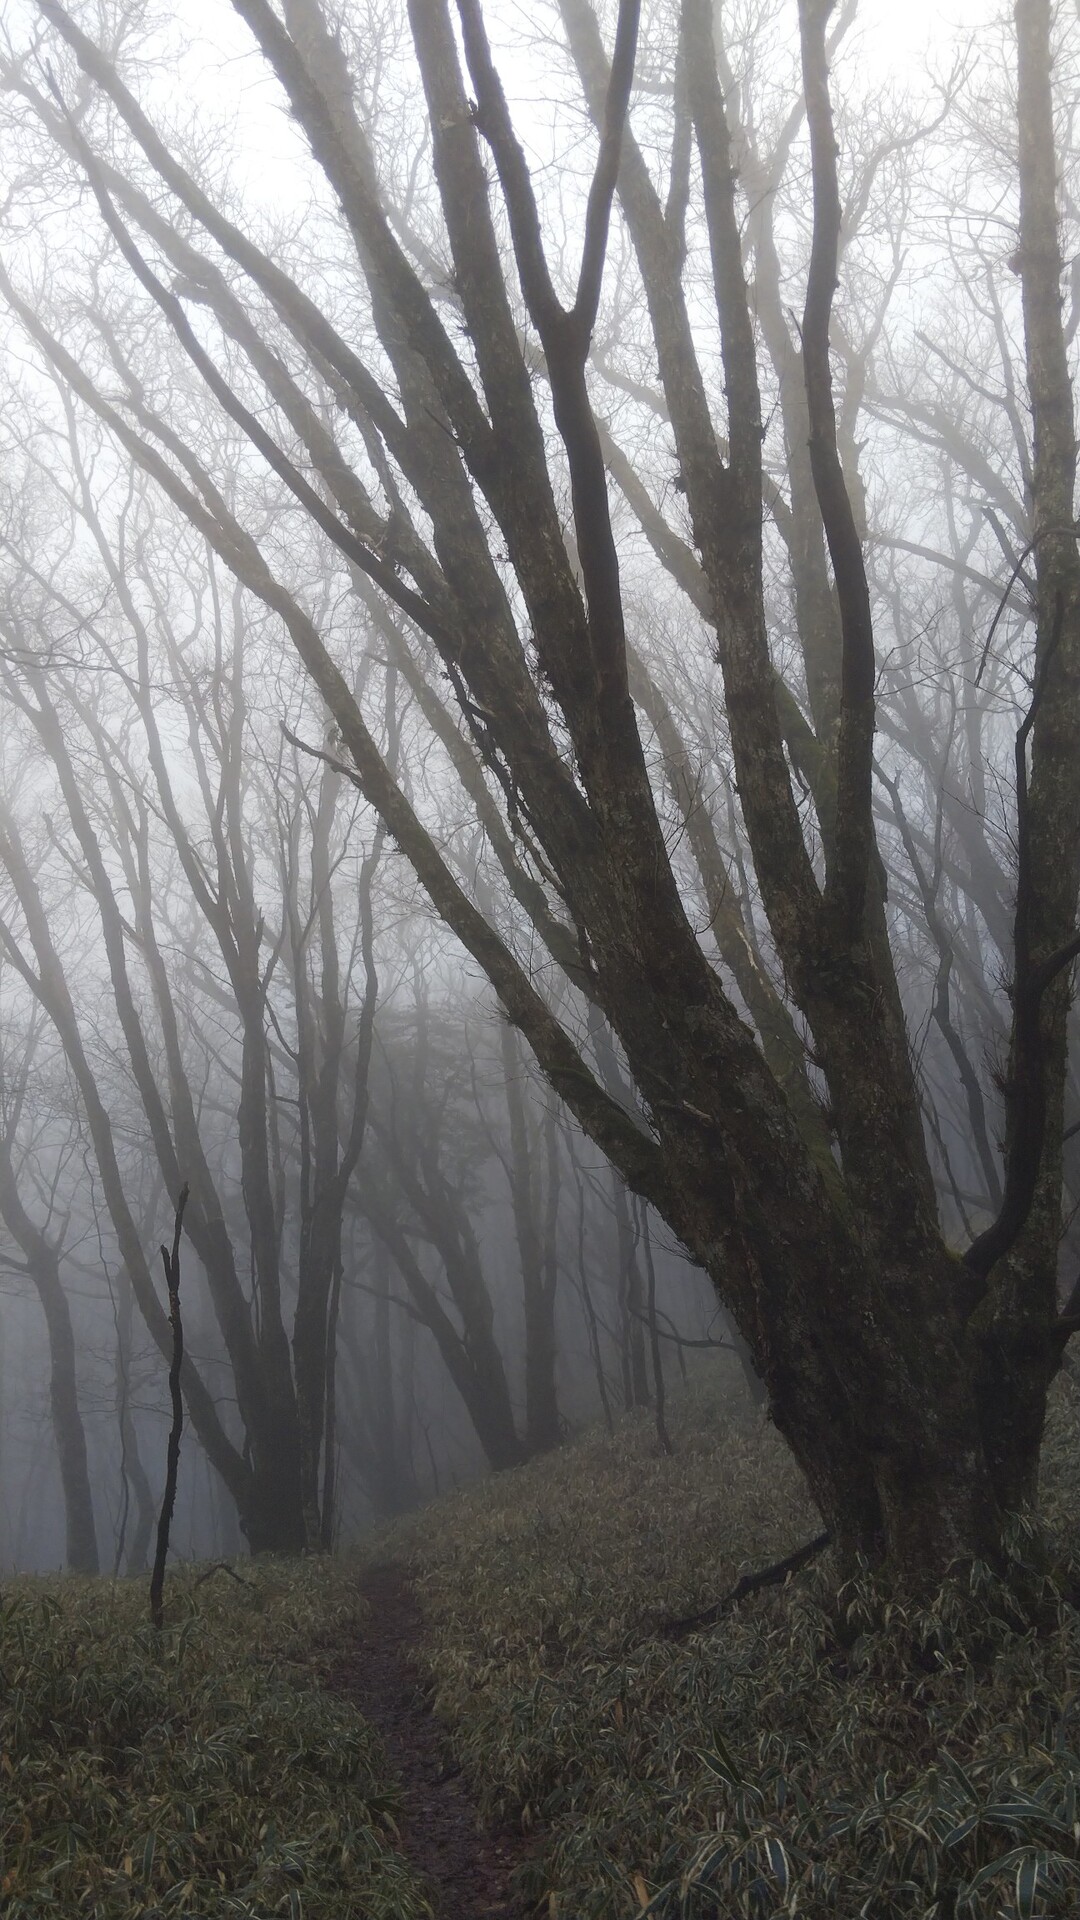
[[323, 1563, 539, 1919]]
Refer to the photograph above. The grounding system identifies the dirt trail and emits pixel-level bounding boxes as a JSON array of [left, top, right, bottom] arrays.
[[323, 1563, 539, 1920]]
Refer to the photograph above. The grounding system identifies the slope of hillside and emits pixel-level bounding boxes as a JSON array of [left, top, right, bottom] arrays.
[[0, 1556, 427, 1919], [6, 1359, 1080, 1918], [381, 1361, 1080, 1918]]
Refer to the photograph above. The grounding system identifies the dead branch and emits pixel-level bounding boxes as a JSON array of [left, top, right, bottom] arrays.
[[191, 1559, 259, 1593], [658, 1530, 831, 1640]]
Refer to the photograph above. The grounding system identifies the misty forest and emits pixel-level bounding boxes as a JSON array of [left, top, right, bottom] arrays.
[[3, 0, 1080, 1913]]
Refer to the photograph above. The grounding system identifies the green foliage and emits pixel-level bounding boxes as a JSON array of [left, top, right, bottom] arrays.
[[0, 1557, 427, 1918], [9, 1368, 1080, 1918], [383, 1366, 1080, 1919]]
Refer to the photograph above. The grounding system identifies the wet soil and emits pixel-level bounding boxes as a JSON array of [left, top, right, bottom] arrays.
[[322, 1562, 540, 1919]]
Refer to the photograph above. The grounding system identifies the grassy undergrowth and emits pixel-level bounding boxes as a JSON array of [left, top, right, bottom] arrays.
[[383, 1360, 1080, 1920], [0, 1555, 427, 1919]]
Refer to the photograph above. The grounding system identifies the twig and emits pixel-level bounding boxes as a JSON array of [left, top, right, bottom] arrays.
[[974, 521, 1080, 689], [628, 1305, 735, 1351], [150, 1184, 189, 1631]]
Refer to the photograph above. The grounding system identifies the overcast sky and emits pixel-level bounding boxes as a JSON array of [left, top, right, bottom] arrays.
[[854, 0, 1001, 75]]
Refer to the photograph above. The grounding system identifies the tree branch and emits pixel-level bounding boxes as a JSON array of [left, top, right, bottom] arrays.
[[798, 0, 877, 938], [572, 0, 641, 343]]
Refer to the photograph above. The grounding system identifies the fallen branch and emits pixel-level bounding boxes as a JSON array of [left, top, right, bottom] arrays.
[[658, 1531, 831, 1640], [150, 1184, 189, 1632], [191, 1560, 259, 1593]]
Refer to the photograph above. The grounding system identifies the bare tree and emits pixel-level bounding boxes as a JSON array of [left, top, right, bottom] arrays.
[[0, 0, 1076, 1585], [0, 1008, 99, 1574]]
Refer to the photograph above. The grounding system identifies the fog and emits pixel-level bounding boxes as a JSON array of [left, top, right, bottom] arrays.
[[0, 0, 1073, 1582]]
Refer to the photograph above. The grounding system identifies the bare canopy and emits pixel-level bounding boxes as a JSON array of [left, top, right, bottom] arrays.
[[0, 0, 1077, 1585]]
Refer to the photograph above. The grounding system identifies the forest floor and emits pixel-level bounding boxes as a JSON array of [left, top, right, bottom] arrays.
[[355, 1358, 1080, 1919], [322, 1559, 537, 1917], [7, 1360, 1080, 1917], [0, 1552, 431, 1918]]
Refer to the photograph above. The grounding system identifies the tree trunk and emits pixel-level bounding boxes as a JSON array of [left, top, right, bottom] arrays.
[[500, 1023, 561, 1453], [697, 1218, 1009, 1585], [966, 0, 1080, 1522], [114, 1278, 155, 1575], [34, 1258, 99, 1576], [20, 0, 1080, 1601], [0, 1111, 99, 1575], [361, 1186, 526, 1474], [613, 1173, 650, 1410]]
